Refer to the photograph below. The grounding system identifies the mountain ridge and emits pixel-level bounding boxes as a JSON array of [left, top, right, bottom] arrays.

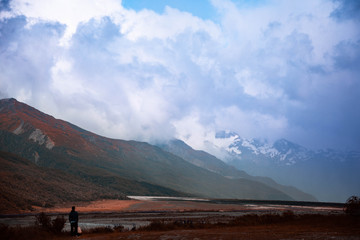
[[0, 98, 299, 212], [208, 130, 360, 202], [158, 139, 317, 202]]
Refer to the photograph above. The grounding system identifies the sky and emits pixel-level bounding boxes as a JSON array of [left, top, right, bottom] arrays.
[[0, 0, 359, 153]]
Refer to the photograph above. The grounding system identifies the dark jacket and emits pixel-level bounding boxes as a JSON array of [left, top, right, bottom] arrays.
[[69, 210, 78, 223]]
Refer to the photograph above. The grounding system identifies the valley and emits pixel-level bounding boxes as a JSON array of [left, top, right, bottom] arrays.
[[0, 98, 317, 214]]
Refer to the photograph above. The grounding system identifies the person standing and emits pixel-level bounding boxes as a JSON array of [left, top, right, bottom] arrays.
[[69, 206, 79, 236]]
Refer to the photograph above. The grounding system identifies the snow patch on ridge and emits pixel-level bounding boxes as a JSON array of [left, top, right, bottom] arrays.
[[13, 120, 24, 135], [241, 139, 261, 155], [33, 151, 40, 164], [28, 129, 55, 149], [280, 149, 292, 161], [259, 145, 279, 158]]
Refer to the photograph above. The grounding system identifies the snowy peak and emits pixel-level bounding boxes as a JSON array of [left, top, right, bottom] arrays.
[[215, 132, 312, 166], [214, 131, 360, 202], [214, 131, 359, 167]]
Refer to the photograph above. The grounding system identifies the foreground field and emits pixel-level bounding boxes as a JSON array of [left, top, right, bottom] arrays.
[[83, 219, 360, 240], [1, 198, 359, 239]]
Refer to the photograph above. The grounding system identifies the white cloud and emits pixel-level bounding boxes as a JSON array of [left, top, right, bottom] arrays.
[[235, 68, 283, 99], [1, 0, 359, 151], [214, 106, 288, 141], [172, 105, 288, 152], [172, 112, 215, 150], [118, 6, 220, 41], [50, 58, 83, 95], [7, 0, 123, 45]]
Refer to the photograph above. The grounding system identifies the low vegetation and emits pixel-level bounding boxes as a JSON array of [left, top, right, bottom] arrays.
[[0, 212, 67, 240], [1, 210, 359, 239], [136, 211, 357, 232], [344, 196, 360, 216], [35, 212, 66, 234]]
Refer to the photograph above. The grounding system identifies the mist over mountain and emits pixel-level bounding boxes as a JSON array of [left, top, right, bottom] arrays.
[[206, 131, 360, 202], [158, 139, 317, 202], [0, 98, 306, 212]]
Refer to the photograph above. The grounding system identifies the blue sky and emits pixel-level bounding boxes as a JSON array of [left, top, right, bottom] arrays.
[[0, 0, 359, 152], [122, 0, 217, 20]]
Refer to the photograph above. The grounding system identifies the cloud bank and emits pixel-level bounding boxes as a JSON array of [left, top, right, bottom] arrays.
[[0, 0, 359, 151]]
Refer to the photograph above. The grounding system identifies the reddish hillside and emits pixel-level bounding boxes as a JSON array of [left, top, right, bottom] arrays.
[[0, 98, 132, 157]]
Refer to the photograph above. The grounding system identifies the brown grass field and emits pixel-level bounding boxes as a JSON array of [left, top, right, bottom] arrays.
[[83, 220, 360, 240], [1, 199, 359, 240], [26, 198, 345, 214]]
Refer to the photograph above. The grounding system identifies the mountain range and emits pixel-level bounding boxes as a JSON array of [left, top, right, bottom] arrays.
[[210, 131, 360, 202], [0, 98, 316, 213], [158, 139, 316, 202]]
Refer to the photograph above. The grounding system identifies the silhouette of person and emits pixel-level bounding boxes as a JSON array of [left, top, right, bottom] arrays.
[[69, 206, 79, 236]]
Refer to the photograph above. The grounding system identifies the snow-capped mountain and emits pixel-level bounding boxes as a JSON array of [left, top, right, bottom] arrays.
[[218, 131, 311, 166], [212, 131, 360, 203], [216, 131, 359, 166]]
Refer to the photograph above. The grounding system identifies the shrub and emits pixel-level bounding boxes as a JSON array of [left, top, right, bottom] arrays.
[[344, 196, 360, 216], [138, 220, 191, 231], [146, 221, 174, 231], [34, 213, 66, 234], [282, 210, 295, 220], [51, 216, 66, 234], [35, 212, 51, 230], [83, 226, 114, 234], [229, 212, 297, 226], [113, 225, 125, 232]]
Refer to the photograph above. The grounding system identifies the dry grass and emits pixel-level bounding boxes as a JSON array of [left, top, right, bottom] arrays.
[[1, 212, 359, 240], [82, 212, 360, 240], [136, 211, 359, 232], [0, 224, 67, 240]]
